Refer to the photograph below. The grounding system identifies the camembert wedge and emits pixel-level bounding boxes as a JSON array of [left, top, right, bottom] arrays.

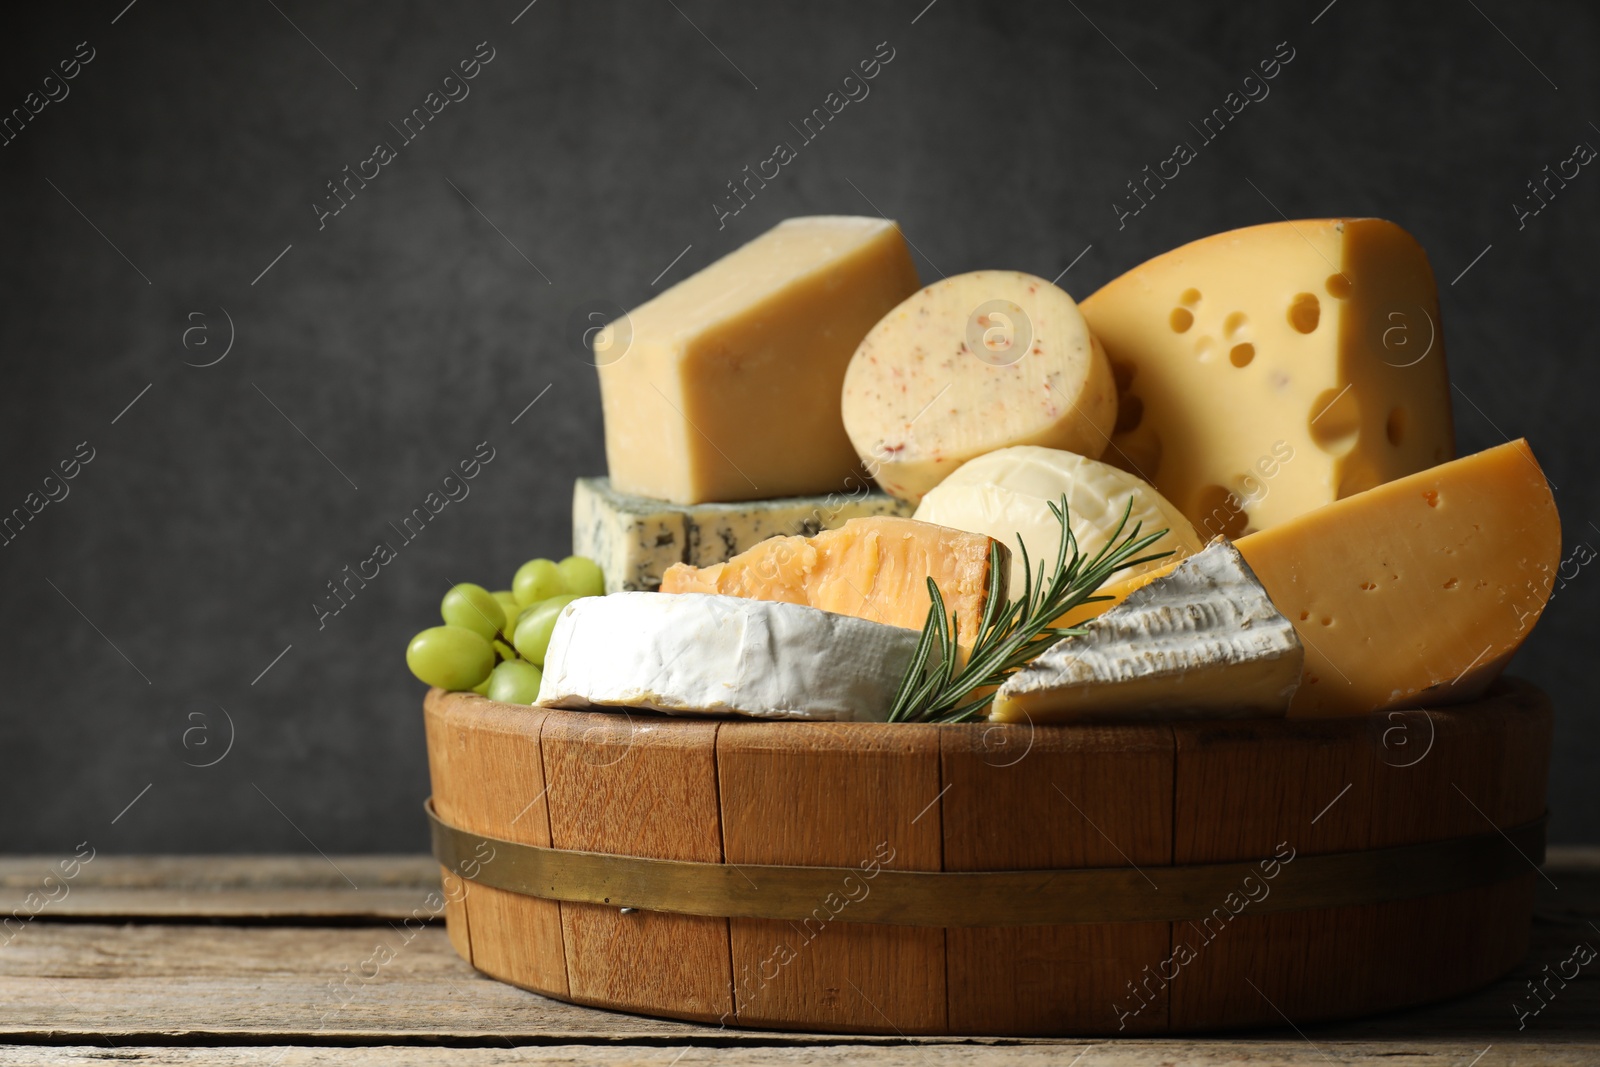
[[536, 592, 920, 721], [993, 540, 1302, 722]]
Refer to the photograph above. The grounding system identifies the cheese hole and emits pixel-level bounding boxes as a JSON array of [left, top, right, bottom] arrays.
[[1309, 385, 1361, 454], [1193, 484, 1249, 539], [1195, 336, 1216, 362], [1115, 394, 1145, 434], [1320, 616, 1333, 626], [1179, 288, 1202, 306], [1444, 577, 1459, 589], [1170, 308, 1194, 333], [1111, 360, 1136, 393], [1288, 293, 1321, 333], [1298, 611, 1311, 621], [1113, 431, 1163, 481], [1326, 273, 1353, 299], [1230, 343, 1256, 368], [1423, 490, 1440, 508], [1360, 581, 1376, 590], [1224, 312, 1249, 338], [1386, 407, 1406, 446]]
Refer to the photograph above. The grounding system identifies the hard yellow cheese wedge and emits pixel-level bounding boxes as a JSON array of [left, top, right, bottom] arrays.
[[1059, 440, 1560, 717], [660, 516, 1007, 651], [1080, 219, 1455, 538], [597, 216, 920, 504]]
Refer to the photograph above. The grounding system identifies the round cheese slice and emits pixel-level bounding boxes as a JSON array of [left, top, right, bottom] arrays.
[[841, 271, 1117, 504], [912, 446, 1203, 593], [535, 592, 921, 721]]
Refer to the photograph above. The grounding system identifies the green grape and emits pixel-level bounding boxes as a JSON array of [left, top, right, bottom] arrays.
[[557, 555, 606, 598], [512, 594, 583, 666], [493, 638, 517, 662], [513, 558, 566, 606], [487, 659, 544, 705], [440, 583, 504, 641], [491, 589, 519, 624], [406, 625, 495, 690], [471, 676, 491, 696]]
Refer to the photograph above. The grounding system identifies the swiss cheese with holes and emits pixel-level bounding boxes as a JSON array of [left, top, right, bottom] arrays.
[[1080, 219, 1454, 539]]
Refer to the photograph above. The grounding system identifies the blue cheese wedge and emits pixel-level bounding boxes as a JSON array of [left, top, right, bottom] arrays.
[[536, 592, 920, 721], [992, 540, 1303, 722], [572, 477, 909, 592]]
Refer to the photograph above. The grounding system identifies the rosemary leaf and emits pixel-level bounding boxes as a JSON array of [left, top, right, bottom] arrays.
[[887, 496, 1170, 723]]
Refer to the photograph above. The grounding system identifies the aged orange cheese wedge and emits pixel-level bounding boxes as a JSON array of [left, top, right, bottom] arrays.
[[1059, 440, 1559, 717], [660, 516, 1007, 647]]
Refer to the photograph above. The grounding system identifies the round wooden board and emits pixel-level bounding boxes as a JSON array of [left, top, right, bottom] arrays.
[[423, 679, 1551, 1036]]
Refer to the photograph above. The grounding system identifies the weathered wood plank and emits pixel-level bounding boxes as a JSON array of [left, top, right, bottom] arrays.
[[0, 861, 1594, 1046], [0, 855, 441, 919], [1, 1043, 1597, 1066]]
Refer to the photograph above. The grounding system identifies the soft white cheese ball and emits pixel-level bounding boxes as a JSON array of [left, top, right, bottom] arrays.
[[912, 445, 1203, 593]]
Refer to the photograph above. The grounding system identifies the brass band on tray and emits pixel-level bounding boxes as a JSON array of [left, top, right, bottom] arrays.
[[427, 799, 1545, 927]]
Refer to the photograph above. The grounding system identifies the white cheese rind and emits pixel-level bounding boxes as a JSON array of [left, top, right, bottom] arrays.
[[993, 540, 1302, 722], [536, 592, 920, 721], [572, 477, 910, 593], [912, 446, 1203, 593]]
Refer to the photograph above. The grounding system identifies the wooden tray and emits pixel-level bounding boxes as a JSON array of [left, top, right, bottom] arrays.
[[423, 678, 1551, 1036]]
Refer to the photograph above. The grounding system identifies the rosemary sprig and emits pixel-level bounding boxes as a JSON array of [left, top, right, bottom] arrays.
[[886, 496, 1171, 724]]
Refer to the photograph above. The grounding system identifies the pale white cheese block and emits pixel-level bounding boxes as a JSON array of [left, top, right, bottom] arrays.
[[536, 592, 920, 721], [912, 446, 1203, 594], [992, 540, 1302, 722]]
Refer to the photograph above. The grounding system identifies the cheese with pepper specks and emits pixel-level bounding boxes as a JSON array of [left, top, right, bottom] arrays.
[[841, 271, 1117, 504]]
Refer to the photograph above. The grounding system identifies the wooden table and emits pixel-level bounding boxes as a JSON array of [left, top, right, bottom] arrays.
[[2, 851, 1595, 1065]]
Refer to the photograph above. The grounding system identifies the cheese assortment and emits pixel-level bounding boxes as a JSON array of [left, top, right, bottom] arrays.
[[596, 216, 920, 505], [1080, 219, 1455, 536], [535, 593, 920, 721], [992, 540, 1303, 722], [660, 516, 1007, 651], [573, 476, 909, 593], [912, 445, 1202, 593], [840, 271, 1118, 503], [404, 212, 1560, 731]]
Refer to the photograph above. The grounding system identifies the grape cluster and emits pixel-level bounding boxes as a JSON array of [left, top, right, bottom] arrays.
[[405, 555, 605, 704]]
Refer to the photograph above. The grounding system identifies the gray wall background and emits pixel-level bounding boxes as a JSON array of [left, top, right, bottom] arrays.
[[2, 0, 1595, 852]]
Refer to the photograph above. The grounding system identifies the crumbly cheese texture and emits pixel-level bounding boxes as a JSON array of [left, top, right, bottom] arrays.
[[572, 477, 910, 593], [1060, 440, 1560, 718], [993, 540, 1303, 722], [841, 271, 1117, 504], [659, 515, 1006, 652], [912, 445, 1202, 594], [596, 216, 920, 505], [536, 592, 920, 721], [1079, 218, 1455, 537]]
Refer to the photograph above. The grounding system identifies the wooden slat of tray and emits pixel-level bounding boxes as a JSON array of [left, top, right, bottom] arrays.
[[940, 722, 1175, 1035], [718, 722, 946, 1034], [543, 712, 733, 1022]]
